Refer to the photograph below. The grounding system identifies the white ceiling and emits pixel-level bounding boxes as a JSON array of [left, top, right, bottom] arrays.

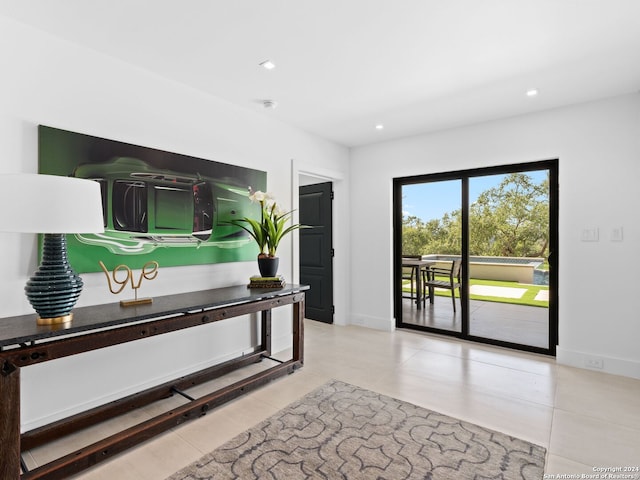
[[2, 0, 640, 147]]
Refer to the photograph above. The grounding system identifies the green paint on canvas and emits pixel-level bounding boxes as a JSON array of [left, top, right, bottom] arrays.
[[38, 125, 267, 273]]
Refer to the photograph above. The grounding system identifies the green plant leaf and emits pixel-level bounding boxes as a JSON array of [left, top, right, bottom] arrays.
[[230, 196, 311, 257]]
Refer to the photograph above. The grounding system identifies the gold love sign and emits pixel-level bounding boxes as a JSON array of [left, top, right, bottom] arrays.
[[99, 260, 159, 307]]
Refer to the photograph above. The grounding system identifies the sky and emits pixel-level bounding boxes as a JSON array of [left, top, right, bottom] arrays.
[[402, 170, 547, 222]]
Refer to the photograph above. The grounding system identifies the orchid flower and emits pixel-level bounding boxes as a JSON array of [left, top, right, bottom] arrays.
[[231, 188, 309, 257]]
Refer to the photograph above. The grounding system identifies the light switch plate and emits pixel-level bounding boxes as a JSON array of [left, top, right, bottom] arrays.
[[611, 227, 623, 242]]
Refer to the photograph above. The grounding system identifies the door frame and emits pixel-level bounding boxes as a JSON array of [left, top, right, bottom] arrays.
[[393, 159, 559, 356], [292, 160, 347, 325]]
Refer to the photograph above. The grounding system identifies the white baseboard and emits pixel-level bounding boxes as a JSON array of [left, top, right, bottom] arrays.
[[350, 314, 394, 331], [556, 347, 640, 380]]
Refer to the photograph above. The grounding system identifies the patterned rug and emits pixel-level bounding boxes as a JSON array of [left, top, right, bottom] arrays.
[[167, 380, 546, 480]]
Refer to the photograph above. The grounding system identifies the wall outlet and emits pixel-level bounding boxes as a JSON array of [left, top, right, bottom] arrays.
[[581, 227, 599, 242], [585, 356, 604, 369]]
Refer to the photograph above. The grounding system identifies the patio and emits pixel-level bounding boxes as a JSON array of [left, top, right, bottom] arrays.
[[401, 295, 549, 350]]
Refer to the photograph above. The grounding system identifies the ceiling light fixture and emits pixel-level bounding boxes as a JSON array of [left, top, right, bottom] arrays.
[[375, 124, 384, 130], [526, 88, 539, 97], [263, 100, 278, 109], [259, 60, 276, 70]]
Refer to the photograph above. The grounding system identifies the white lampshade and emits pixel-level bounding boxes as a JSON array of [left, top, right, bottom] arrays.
[[0, 174, 104, 233], [0, 173, 105, 325]]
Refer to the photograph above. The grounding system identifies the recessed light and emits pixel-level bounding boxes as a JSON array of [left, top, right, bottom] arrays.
[[375, 124, 384, 130], [259, 60, 276, 70], [526, 88, 539, 97]]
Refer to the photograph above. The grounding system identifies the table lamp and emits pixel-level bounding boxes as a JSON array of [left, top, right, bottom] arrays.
[[0, 173, 105, 325]]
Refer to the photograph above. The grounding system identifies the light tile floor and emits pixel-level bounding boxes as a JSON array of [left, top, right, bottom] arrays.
[[26, 320, 640, 478]]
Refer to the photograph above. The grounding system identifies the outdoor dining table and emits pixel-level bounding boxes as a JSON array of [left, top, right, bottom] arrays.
[[401, 258, 435, 309]]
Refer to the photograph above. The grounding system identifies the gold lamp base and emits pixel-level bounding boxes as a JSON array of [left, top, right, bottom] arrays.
[[37, 313, 73, 326]]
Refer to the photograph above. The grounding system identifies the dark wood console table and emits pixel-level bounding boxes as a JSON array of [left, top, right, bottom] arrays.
[[0, 284, 308, 479]]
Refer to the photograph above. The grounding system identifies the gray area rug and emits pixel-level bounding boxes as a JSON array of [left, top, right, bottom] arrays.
[[167, 379, 546, 479]]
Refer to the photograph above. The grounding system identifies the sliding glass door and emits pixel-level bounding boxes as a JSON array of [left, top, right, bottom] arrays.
[[400, 180, 462, 333], [393, 160, 558, 355], [467, 171, 551, 349]]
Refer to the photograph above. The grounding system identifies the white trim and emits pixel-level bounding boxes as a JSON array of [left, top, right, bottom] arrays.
[[351, 313, 395, 332], [557, 347, 640, 380], [291, 159, 349, 325]]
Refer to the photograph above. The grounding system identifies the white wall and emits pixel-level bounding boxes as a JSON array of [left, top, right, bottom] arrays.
[[0, 15, 349, 430], [350, 93, 640, 379]]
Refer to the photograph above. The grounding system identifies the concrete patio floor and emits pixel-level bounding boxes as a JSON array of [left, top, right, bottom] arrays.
[[400, 295, 549, 350]]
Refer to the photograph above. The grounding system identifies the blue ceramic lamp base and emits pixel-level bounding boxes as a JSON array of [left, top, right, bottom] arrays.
[[25, 234, 83, 325]]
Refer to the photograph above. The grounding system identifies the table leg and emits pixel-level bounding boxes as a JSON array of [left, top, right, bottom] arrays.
[[292, 297, 304, 364], [261, 309, 272, 357], [416, 266, 422, 310], [0, 360, 20, 478]]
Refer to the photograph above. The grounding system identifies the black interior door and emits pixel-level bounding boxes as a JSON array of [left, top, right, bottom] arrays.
[[299, 182, 333, 323]]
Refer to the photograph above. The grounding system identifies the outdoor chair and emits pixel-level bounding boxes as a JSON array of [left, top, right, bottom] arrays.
[[424, 259, 462, 312], [401, 255, 422, 300]]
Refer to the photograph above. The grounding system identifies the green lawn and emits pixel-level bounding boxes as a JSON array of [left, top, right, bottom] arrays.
[[402, 277, 549, 308]]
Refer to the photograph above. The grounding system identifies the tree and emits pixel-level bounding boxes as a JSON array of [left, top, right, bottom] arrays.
[[470, 173, 548, 257], [401, 215, 430, 255], [402, 173, 549, 258]]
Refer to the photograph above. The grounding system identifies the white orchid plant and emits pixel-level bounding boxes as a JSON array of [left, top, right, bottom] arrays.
[[232, 188, 308, 258]]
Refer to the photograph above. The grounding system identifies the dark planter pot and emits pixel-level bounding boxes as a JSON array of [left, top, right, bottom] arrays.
[[258, 256, 279, 277]]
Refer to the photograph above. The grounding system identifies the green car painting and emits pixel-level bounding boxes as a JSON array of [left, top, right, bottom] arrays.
[[39, 125, 267, 273], [72, 157, 258, 255]]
